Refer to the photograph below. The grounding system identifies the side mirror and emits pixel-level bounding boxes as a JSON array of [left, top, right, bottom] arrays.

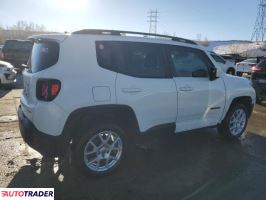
[[209, 67, 218, 81]]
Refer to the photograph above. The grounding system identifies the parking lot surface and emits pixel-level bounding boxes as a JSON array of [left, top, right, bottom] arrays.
[[0, 88, 266, 200]]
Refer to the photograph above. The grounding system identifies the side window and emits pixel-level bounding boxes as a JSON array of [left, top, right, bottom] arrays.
[[96, 41, 123, 72], [211, 54, 226, 64], [169, 46, 212, 78], [120, 43, 166, 78], [96, 41, 167, 78]]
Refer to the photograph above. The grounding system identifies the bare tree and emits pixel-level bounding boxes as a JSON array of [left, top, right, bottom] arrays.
[[201, 37, 209, 47], [0, 21, 47, 44]]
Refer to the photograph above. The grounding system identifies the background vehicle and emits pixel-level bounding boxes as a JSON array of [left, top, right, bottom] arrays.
[[236, 58, 257, 76], [2, 39, 33, 71], [18, 30, 255, 176], [0, 60, 17, 85], [220, 54, 246, 64], [251, 58, 266, 102], [209, 52, 236, 75], [0, 45, 4, 60]]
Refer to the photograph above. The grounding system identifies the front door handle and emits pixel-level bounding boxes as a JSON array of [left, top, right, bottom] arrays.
[[179, 86, 193, 91], [122, 88, 142, 93]]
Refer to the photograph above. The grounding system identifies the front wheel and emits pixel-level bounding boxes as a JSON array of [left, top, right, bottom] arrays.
[[73, 123, 127, 176], [236, 72, 243, 77], [218, 104, 248, 138]]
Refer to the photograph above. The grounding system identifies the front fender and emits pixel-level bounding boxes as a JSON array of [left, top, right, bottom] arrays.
[[221, 75, 256, 120]]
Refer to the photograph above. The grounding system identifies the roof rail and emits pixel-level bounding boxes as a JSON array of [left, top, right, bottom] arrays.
[[72, 29, 197, 45]]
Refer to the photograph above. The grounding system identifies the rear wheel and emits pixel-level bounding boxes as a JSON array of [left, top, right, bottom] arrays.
[[227, 68, 235, 75], [256, 96, 263, 104], [218, 104, 248, 138], [73, 123, 127, 176]]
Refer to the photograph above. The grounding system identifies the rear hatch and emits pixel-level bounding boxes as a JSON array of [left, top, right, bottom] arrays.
[[23, 40, 60, 104]]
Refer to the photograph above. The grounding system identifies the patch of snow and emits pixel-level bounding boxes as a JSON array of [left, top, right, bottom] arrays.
[[203, 40, 266, 57]]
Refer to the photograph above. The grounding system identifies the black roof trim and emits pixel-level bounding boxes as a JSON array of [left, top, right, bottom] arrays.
[[72, 29, 197, 45]]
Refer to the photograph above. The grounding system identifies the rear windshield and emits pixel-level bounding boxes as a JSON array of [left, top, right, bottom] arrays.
[[29, 41, 59, 73]]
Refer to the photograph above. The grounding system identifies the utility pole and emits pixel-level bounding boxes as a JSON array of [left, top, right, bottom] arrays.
[[147, 9, 159, 35], [251, 0, 266, 42]]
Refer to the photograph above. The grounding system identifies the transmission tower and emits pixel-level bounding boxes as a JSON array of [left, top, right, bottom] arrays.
[[251, 0, 266, 42], [147, 9, 159, 34]]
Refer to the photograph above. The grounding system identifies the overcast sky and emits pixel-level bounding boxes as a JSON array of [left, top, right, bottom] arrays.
[[0, 0, 258, 40]]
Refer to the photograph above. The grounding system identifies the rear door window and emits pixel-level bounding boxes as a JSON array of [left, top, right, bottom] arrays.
[[29, 41, 59, 73], [96, 41, 168, 78]]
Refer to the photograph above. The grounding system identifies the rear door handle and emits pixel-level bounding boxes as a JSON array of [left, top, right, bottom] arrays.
[[179, 86, 193, 91], [122, 88, 142, 93]]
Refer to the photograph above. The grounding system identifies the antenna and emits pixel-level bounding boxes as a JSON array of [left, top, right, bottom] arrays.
[[147, 9, 159, 35], [252, 0, 266, 42]]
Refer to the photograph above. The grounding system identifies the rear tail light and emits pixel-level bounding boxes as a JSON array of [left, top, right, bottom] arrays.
[[250, 64, 257, 67], [36, 79, 61, 101], [251, 65, 264, 72]]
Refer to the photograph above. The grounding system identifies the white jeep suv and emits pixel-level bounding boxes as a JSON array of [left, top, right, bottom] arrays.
[[18, 30, 256, 176]]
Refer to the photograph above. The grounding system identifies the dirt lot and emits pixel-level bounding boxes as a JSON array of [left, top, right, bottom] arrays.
[[0, 88, 266, 200]]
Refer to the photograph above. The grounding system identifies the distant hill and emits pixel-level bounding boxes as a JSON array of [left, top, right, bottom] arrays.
[[201, 40, 266, 57]]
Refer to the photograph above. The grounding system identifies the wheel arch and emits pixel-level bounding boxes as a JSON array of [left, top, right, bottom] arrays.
[[62, 104, 140, 144], [227, 96, 254, 118]]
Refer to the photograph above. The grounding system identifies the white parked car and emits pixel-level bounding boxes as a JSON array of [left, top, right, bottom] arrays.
[[18, 30, 256, 176], [236, 58, 257, 76], [0, 60, 17, 85], [209, 52, 236, 75]]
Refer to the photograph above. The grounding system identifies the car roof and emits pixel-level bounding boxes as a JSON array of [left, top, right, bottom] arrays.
[[72, 29, 198, 45], [242, 58, 257, 63], [29, 29, 203, 50]]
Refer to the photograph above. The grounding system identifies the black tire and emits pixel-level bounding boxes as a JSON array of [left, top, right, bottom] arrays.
[[256, 97, 263, 104], [236, 72, 243, 77], [218, 104, 248, 139], [227, 68, 235, 75], [72, 123, 127, 176]]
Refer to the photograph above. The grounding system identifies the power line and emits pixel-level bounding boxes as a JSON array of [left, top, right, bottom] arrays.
[[251, 0, 266, 42], [147, 9, 159, 35]]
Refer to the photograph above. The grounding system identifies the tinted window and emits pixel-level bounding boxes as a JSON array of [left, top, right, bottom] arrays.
[[3, 40, 33, 51], [96, 41, 167, 78], [211, 54, 226, 64], [29, 41, 59, 73], [168, 46, 211, 77], [258, 59, 266, 68]]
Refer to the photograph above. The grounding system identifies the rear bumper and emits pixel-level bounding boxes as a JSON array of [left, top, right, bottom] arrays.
[[18, 106, 68, 157]]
